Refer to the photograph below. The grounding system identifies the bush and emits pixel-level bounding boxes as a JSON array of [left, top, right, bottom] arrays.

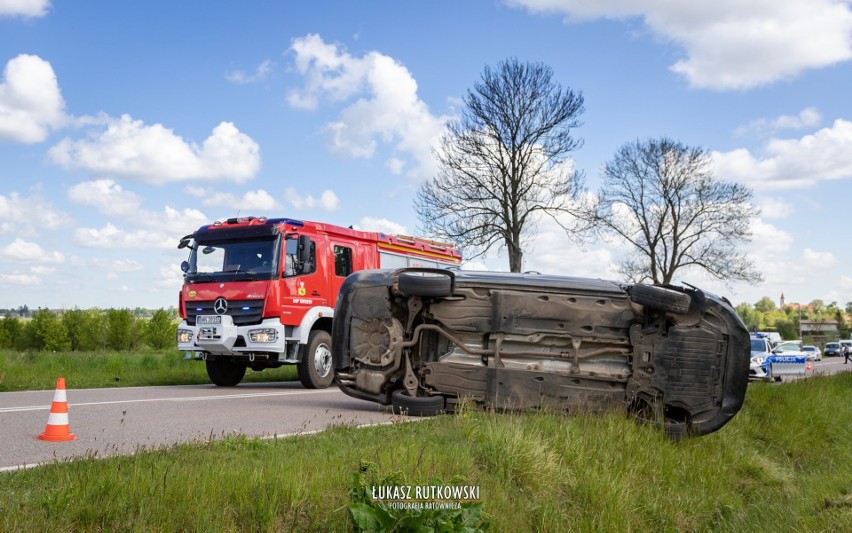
[[2, 307, 172, 354], [0, 315, 22, 349], [61, 308, 83, 351], [106, 309, 135, 350], [145, 309, 177, 349], [77, 309, 107, 351], [29, 309, 71, 352]]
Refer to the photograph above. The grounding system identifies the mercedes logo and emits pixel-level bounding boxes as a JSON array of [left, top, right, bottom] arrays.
[[213, 297, 228, 315]]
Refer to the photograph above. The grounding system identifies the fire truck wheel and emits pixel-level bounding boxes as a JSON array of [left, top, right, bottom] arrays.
[[298, 330, 335, 389], [391, 389, 445, 416], [629, 283, 691, 315], [205, 358, 247, 387], [397, 271, 452, 297]]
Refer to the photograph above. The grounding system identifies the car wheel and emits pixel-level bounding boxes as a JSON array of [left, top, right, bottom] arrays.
[[205, 358, 247, 386], [397, 271, 452, 297], [391, 389, 445, 416], [297, 330, 335, 389], [629, 284, 691, 315]]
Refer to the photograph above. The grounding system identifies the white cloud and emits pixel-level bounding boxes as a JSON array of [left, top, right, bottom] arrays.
[[288, 34, 450, 181], [184, 185, 208, 197], [386, 157, 405, 175], [0, 273, 40, 286], [748, 218, 793, 255], [803, 248, 838, 267], [285, 187, 340, 211], [0, 0, 50, 18], [735, 107, 823, 137], [523, 214, 620, 278], [711, 119, 852, 190], [48, 115, 261, 184], [0, 192, 72, 234], [755, 196, 795, 220], [90, 259, 144, 272], [356, 216, 407, 235], [0, 54, 67, 142], [508, 0, 852, 90], [72, 224, 176, 249], [201, 189, 278, 211], [0, 238, 64, 263], [154, 263, 184, 290], [66, 180, 207, 238], [739, 218, 835, 289], [72, 206, 207, 250], [158, 206, 208, 232], [67, 179, 142, 216], [225, 59, 273, 84]]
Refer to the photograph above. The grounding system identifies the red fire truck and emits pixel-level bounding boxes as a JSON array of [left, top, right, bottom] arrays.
[[176, 216, 461, 388]]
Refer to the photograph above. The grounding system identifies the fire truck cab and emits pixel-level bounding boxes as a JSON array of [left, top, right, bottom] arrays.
[[176, 216, 460, 388]]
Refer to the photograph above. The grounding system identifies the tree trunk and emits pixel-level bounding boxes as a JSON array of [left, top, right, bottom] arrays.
[[509, 243, 523, 273]]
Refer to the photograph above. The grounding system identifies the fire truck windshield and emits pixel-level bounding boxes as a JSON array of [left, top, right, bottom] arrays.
[[186, 237, 279, 282]]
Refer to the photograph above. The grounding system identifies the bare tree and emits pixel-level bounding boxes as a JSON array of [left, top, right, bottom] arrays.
[[584, 137, 763, 285], [415, 58, 585, 272]]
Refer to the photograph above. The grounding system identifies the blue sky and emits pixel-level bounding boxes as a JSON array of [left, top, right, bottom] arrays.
[[2, 0, 852, 311]]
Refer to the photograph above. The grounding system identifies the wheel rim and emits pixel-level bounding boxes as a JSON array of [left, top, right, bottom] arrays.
[[314, 343, 332, 377]]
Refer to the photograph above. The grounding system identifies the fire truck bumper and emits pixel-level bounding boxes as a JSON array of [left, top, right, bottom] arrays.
[[177, 316, 290, 357]]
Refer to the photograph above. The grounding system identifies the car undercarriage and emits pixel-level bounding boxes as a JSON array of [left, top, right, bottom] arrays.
[[333, 268, 749, 438]]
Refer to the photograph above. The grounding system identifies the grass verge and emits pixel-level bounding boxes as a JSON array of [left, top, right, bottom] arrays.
[[0, 349, 297, 391], [1, 373, 849, 531]]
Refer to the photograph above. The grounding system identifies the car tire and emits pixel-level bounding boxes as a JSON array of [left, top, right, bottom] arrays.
[[206, 358, 247, 386], [391, 389, 445, 416], [297, 330, 335, 389], [397, 271, 452, 297], [629, 284, 691, 315]]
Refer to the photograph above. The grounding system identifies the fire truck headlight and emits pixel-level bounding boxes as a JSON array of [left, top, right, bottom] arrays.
[[249, 329, 278, 343], [177, 329, 193, 343]]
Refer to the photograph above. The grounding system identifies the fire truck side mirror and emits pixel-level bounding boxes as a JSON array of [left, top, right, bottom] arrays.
[[298, 235, 313, 274]]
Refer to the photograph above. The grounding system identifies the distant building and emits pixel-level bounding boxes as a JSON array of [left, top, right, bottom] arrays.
[[800, 319, 839, 343], [799, 320, 838, 333]]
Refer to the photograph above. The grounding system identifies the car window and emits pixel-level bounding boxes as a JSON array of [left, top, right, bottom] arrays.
[[750, 339, 767, 352]]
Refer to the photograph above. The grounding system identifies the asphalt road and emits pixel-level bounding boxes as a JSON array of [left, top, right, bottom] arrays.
[[0, 382, 398, 472], [2, 360, 848, 472]]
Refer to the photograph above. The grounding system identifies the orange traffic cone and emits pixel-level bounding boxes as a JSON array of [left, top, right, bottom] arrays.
[[38, 377, 76, 442], [806, 360, 814, 372]]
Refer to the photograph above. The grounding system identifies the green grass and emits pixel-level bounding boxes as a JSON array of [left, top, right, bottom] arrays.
[[1, 373, 850, 531], [0, 349, 297, 391]]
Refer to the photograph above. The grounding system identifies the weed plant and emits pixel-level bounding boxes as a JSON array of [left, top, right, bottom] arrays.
[[0, 373, 850, 531]]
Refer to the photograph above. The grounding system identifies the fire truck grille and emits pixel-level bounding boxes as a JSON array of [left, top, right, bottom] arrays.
[[186, 300, 265, 326]]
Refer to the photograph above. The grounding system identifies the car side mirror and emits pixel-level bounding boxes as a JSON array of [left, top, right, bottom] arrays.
[[298, 235, 313, 274]]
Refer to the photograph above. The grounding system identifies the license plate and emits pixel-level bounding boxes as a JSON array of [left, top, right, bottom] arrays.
[[197, 315, 222, 325]]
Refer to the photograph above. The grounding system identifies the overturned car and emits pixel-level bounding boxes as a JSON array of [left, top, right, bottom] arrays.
[[333, 268, 749, 437]]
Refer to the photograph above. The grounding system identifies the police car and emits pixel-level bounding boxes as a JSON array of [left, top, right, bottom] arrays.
[[749, 333, 773, 381], [767, 339, 809, 380], [749, 335, 809, 382]]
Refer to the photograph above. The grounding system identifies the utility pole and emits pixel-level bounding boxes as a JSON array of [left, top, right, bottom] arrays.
[[798, 306, 802, 340]]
